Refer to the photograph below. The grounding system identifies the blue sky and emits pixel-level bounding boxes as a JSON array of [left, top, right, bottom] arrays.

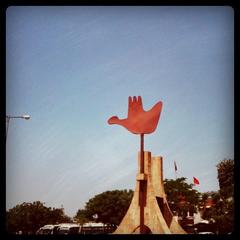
[[6, 6, 234, 217]]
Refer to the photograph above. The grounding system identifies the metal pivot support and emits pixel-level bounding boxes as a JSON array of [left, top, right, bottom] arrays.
[[139, 133, 146, 233]]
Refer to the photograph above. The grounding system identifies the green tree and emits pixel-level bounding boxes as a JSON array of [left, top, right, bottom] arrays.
[[216, 159, 234, 233], [200, 191, 221, 219], [164, 177, 200, 217], [74, 209, 89, 224], [200, 159, 234, 233], [6, 201, 71, 234], [74, 189, 133, 226], [217, 159, 234, 200], [201, 190, 234, 233]]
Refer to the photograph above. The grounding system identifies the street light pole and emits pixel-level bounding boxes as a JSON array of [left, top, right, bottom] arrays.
[[6, 114, 31, 141]]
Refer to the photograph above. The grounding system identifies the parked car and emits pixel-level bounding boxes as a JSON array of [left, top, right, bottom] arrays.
[[36, 222, 116, 235], [36, 224, 59, 235], [57, 223, 81, 234], [80, 222, 116, 234]]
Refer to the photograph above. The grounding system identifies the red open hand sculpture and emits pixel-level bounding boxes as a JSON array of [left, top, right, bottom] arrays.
[[108, 96, 163, 134]]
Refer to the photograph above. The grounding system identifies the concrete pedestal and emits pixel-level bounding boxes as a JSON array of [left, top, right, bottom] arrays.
[[114, 151, 186, 234]]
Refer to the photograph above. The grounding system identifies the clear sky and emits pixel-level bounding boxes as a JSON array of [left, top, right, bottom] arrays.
[[6, 6, 234, 218]]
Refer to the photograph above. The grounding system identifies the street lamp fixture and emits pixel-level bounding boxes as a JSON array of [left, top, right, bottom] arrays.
[[6, 114, 31, 141], [22, 114, 30, 120], [6, 114, 31, 120]]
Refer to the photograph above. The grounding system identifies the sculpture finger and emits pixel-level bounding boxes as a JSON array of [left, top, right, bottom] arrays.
[[128, 96, 133, 117], [133, 96, 137, 103], [137, 96, 143, 110], [128, 96, 133, 108]]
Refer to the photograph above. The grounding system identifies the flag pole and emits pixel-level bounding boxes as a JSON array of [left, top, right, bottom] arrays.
[[139, 133, 144, 234], [174, 161, 177, 180]]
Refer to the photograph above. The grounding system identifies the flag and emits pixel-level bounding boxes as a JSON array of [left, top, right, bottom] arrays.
[[174, 161, 177, 172], [193, 177, 200, 185]]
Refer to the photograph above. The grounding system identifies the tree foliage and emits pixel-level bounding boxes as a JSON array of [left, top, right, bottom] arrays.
[[6, 201, 71, 234], [199, 159, 234, 233], [216, 159, 234, 200], [74, 209, 89, 225], [74, 189, 133, 226], [164, 177, 200, 217], [201, 190, 234, 233]]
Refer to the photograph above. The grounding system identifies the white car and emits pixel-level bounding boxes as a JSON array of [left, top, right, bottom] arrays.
[[36, 224, 58, 234], [57, 223, 81, 234]]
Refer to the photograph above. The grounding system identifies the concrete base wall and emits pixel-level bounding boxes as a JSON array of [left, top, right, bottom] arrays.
[[114, 151, 186, 234]]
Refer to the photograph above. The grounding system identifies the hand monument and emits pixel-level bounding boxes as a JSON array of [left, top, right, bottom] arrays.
[[108, 96, 163, 134]]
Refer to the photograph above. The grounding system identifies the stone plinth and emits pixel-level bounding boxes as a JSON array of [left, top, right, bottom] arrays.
[[114, 151, 186, 234]]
